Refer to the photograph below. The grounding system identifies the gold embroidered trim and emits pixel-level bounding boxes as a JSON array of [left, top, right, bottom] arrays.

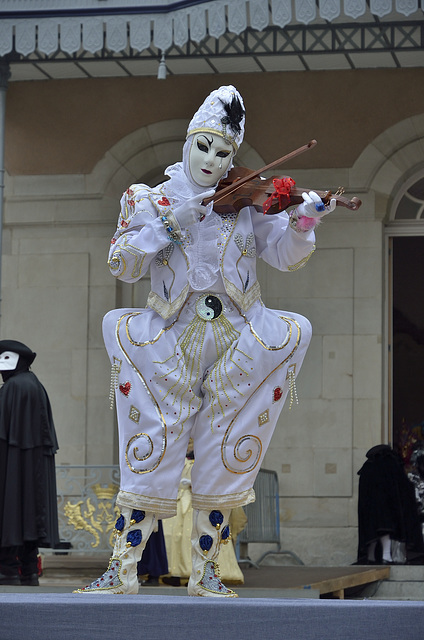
[[223, 277, 261, 312], [116, 312, 167, 474], [247, 315, 291, 350], [221, 315, 302, 475], [287, 245, 316, 271], [147, 285, 190, 320], [197, 319, 243, 432], [117, 490, 177, 518], [186, 126, 239, 152], [109, 237, 147, 279], [191, 487, 255, 511]]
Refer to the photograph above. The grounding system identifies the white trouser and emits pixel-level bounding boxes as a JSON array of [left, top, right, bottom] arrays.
[[103, 293, 311, 518]]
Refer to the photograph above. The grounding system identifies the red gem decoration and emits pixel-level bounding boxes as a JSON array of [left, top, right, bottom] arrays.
[[128, 199, 135, 206], [111, 238, 116, 244], [119, 382, 131, 397], [273, 387, 283, 402], [120, 220, 129, 228], [158, 197, 170, 206]]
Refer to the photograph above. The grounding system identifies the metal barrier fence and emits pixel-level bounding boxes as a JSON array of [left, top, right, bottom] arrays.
[[237, 469, 304, 567], [55, 465, 120, 554]]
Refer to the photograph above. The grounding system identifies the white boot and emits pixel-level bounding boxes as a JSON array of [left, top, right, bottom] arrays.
[[187, 508, 238, 597], [74, 507, 156, 594]]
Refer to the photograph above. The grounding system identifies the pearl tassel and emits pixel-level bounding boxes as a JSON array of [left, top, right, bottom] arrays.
[[287, 365, 298, 410], [109, 357, 122, 410]]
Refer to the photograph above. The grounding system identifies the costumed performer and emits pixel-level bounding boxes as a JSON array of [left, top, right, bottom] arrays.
[[0, 340, 60, 586], [75, 85, 335, 597]]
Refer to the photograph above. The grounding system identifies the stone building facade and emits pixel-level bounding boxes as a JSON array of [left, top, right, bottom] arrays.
[[2, 4, 424, 563]]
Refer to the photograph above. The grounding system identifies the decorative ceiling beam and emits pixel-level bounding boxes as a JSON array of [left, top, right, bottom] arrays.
[[0, 0, 423, 58], [4, 21, 423, 64]]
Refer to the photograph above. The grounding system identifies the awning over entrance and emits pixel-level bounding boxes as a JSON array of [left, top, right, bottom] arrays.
[[0, 0, 424, 78]]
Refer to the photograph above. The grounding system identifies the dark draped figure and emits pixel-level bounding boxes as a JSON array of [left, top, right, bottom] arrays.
[[357, 444, 424, 564], [0, 340, 60, 585]]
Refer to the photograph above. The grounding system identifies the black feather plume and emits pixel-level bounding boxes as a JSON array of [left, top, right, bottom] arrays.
[[219, 95, 245, 135]]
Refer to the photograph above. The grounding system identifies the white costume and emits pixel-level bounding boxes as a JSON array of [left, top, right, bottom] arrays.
[[76, 86, 333, 597]]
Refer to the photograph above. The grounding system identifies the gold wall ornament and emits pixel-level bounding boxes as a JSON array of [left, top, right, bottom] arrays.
[[64, 483, 120, 549]]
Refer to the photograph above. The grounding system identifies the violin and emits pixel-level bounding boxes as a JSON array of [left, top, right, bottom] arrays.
[[203, 140, 361, 215]]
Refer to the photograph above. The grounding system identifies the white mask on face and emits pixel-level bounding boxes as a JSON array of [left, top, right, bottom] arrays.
[[188, 133, 234, 187], [0, 351, 19, 371]]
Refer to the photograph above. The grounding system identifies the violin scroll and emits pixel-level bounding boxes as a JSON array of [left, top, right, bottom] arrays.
[[321, 187, 361, 212]]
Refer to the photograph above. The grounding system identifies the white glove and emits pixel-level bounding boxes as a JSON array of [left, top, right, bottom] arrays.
[[297, 190, 336, 219], [173, 189, 215, 228]]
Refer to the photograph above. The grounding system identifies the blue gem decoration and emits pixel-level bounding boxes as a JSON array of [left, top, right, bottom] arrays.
[[209, 510, 224, 529], [115, 515, 125, 532], [221, 525, 230, 541], [127, 529, 142, 547], [199, 534, 213, 552], [131, 509, 145, 523]]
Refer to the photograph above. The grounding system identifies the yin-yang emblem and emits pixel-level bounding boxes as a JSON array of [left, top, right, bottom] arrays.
[[196, 295, 223, 321]]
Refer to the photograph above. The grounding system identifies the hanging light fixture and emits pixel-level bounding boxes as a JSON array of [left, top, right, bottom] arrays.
[[157, 51, 167, 80]]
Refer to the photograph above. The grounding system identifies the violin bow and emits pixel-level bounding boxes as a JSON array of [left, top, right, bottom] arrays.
[[203, 139, 317, 206]]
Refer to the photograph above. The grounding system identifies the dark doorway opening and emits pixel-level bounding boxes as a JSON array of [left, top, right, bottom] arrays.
[[392, 236, 424, 463]]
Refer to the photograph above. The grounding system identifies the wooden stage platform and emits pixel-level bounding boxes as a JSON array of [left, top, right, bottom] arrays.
[[236, 564, 391, 599], [0, 556, 391, 600]]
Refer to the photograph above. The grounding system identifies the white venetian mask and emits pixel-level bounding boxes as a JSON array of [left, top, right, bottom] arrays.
[[0, 351, 19, 371], [188, 133, 234, 187]]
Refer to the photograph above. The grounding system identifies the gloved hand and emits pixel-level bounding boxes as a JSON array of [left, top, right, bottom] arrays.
[[173, 189, 215, 228], [297, 190, 336, 219]]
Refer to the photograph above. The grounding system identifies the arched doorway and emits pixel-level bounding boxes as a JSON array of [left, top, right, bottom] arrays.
[[387, 172, 424, 463]]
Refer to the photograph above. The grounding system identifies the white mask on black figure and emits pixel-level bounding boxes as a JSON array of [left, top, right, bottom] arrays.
[[0, 351, 19, 371]]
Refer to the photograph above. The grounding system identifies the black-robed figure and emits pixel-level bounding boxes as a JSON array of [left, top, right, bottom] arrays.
[[357, 444, 424, 565], [0, 340, 60, 586]]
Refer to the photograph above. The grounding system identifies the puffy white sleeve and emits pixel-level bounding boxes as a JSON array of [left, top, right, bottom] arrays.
[[251, 208, 316, 272], [107, 184, 170, 283]]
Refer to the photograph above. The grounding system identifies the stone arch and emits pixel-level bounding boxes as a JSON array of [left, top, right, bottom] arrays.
[[90, 118, 266, 207], [350, 114, 424, 222]]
